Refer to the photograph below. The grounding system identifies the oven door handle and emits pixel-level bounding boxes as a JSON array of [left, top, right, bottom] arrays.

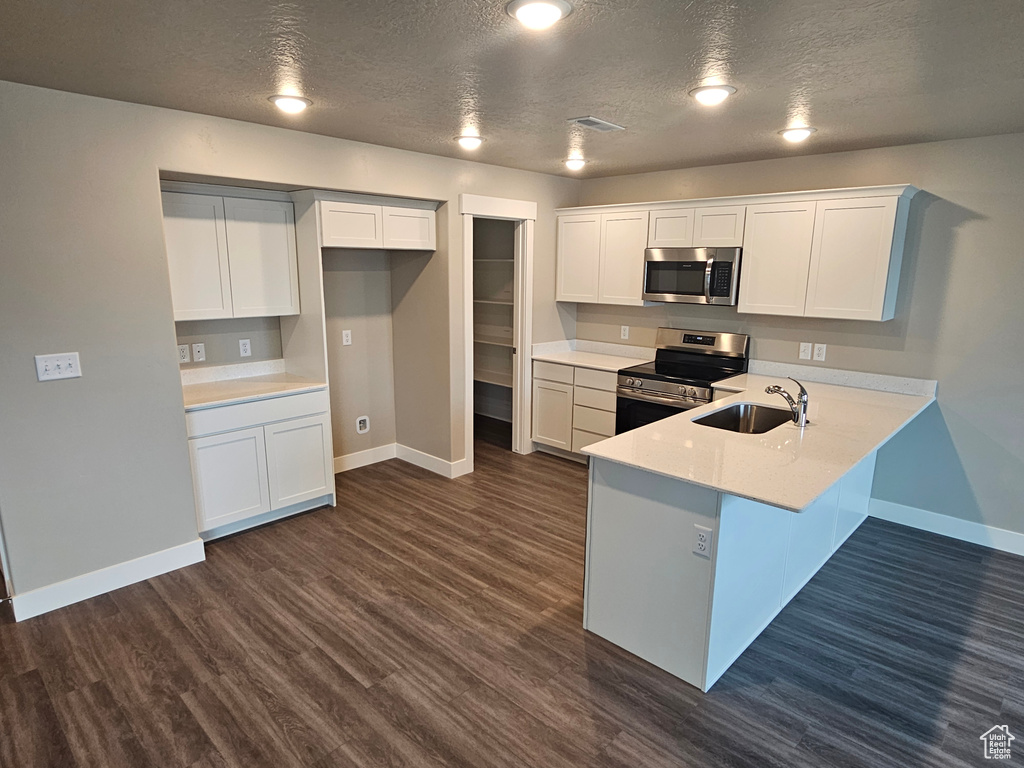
[[703, 257, 714, 303], [617, 387, 700, 409]]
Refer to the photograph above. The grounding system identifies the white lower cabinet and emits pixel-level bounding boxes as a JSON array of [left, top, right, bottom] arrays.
[[187, 390, 332, 534], [532, 378, 574, 451], [189, 426, 271, 530], [532, 362, 618, 454], [264, 414, 333, 508]]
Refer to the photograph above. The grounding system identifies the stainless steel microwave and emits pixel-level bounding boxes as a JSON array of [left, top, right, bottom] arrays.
[[642, 247, 741, 305]]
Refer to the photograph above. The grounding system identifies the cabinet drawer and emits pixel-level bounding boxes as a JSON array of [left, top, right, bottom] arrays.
[[573, 405, 616, 436], [572, 429, 608, 454], [574, 385, 616, 412], [186, 389, 330, 438], [574, 367, 617, 392], [533, 361, 574, 385]]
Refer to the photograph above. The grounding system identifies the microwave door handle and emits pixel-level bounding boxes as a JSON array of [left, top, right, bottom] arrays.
[[704, 258, 714, 303]]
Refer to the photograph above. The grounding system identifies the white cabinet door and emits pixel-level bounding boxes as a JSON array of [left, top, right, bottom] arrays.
[[531, 378, 573, 450], [598, 210, 649, 305], [264, 413, 333, 509], [320, 201, 384, 248], [805, 197, 900, 321], [161, 192, 233, 321], [223, 198, 299, 317], [189, 426, 271, 531], [648, 208, 694, 248], [693, 206, 746, 247], [556, 213, 601, 302], [382, 206, 436, 250], [738, 201, 816, 316]]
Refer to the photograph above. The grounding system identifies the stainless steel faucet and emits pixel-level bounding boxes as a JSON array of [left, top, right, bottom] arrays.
[[765, 378, 810, 427]]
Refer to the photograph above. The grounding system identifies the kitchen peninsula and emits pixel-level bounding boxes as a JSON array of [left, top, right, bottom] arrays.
[[581, 372, 935, 691]]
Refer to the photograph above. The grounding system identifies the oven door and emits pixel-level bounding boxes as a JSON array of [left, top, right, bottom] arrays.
[[615, 388, 702, 434]]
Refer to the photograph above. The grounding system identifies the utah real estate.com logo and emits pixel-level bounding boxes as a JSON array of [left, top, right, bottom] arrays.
[[980, 725, 1015, 760]]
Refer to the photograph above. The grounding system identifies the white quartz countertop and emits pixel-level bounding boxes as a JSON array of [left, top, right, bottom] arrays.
[[182, 374, 327, 411], [582, 373, 934, 512], [532, 350, 650, 372]]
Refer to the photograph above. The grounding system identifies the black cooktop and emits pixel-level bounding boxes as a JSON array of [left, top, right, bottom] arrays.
[[620, 348, 747, 387]]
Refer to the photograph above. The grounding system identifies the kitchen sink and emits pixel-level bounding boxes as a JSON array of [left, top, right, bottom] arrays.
[[692, 403, 794, 434]]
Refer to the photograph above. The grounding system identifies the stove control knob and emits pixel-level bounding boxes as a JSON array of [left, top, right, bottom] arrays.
[[625, 378, 634, 387], [636, 380, 643, 387], [687, 387, 697, 397]]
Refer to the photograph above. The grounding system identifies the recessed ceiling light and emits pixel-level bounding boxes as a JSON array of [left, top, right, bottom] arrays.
[[781, 127, 817, 143], [506, 0, 573, 29], [565, 158, 586, 171], [689, 85, 736, 106], [457, 136, 483, 150], [270, 95, 311, 114]]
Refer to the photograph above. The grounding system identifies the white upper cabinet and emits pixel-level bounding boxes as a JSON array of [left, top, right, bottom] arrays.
[[556, 210, 648, 305], [556, 213, 602, 302], [320, 201, 384, 248], [648, 208, 694, 248], [693, 205, 746, 247], [319, 201, 436, 250], [223, 198, 299, 318], [738, 201, 817, 316], [599, 210, 649, 305], [162, 191, 299, 321], [382, 206, 436, 250], [162, 192, 233, 321], [805, 197, 901, 321]]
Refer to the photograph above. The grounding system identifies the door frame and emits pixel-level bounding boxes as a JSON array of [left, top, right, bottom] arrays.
[[460, 194, 537, 467]]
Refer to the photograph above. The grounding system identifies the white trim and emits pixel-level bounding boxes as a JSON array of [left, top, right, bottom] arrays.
[[180, 358, 286, 385], [561, 184, 919, 215], [512, 220, 535, 455], [160, 180, 294, 202], [200, 494, 334, 541], [534, 443, 588, 465], [334, 444, 398, 473], [747, 360, 937, 397], [396, 444, 468, 478], [460, 193, 537, 221], [11, 539, 205, 621], [462, 212, 476, 477], [869, 499, 1024, 557]]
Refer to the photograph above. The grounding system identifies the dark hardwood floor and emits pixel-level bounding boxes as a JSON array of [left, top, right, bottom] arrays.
[[2, 421, 1022, 767]]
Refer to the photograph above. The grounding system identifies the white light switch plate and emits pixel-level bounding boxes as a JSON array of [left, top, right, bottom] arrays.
[[799, 342, 812, 360], [192, 343, 205, 362], [35, 352, 82, 381]]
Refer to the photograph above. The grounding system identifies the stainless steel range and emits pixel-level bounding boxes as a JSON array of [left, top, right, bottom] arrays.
[[616, 327, 750, 434]]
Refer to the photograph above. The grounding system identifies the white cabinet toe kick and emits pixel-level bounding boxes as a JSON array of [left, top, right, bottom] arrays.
[[582, 451, 876, 692]]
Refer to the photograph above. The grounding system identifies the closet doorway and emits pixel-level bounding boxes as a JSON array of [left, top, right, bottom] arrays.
[[460, 195, 536, 466]]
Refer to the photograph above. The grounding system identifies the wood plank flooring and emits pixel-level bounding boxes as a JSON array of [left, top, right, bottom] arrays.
[[2, 420, 1023, 767]]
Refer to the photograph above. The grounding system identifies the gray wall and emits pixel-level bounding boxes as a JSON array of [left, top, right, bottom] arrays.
[[577, 133, 1024, 535], [322, 249, 397, 457], [0, 79, 578, 595], [176, 317, 283, 368]]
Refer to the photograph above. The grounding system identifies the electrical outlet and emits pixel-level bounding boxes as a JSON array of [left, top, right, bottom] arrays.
[[620, 325, 630, 340], [178, 344, 190, 363], [799, 342, 812, 360], [35, 352, 82, 382], [342, 330, 353, 346], [693, 524, 713, 558], [239, 339, 251, 358], [356, 415, 370, 434], [192, 343, 205, 362], [813, 343, 827, 362]]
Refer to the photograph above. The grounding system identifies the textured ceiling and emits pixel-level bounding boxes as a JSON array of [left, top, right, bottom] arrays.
[[2, 0, 1024, 177]]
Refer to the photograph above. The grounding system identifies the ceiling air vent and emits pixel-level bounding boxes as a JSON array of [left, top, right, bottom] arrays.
[[568, 115, 625, 133]]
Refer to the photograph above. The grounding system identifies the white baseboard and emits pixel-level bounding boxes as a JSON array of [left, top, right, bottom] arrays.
[[11, 539, 206, 622], [335, 442, 468, 479], [334, 444, 397, 473], [869, 499, 1024, 557], [201, 494, 335, 541]]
